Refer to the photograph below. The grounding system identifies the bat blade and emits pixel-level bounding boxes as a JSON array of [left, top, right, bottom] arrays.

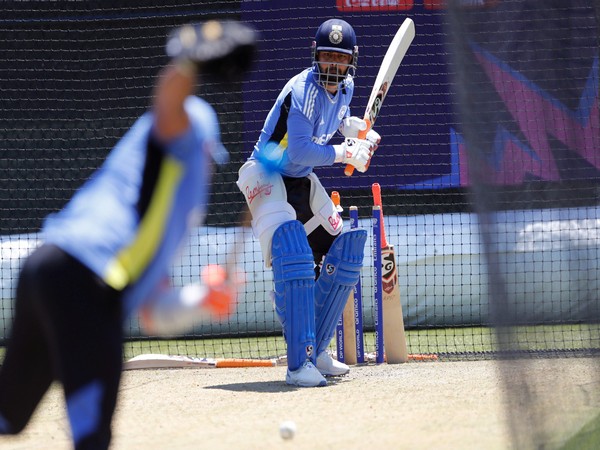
[[381, 244, 408, 363], [363, 18, 415, 128], [345, 17, 415, 176], [342, 292, 358, 364]]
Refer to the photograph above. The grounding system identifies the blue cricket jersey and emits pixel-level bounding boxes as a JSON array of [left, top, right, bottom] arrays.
[[251, 67, 353, 177], [43, 96, 223, 318]]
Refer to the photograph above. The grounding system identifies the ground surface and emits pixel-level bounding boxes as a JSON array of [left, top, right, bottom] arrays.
[[4, 358, 600, 449]]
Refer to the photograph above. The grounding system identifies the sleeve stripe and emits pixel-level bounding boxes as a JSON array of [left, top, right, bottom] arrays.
[[104, 156, 184, 290]]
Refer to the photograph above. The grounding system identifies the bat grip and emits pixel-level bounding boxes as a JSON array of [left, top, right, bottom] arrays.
[[343, 119, 372, 177], [372, 182, 388, 248]]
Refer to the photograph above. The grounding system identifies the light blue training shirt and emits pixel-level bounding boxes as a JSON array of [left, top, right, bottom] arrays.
[[251, 67, 353, 177], [43, 96, 224, 317]]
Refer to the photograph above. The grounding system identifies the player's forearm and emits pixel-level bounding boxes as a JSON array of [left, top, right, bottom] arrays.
[[152, 63, 196, 141], [286, 137, 336, 167], [286, 121, 336, 166]]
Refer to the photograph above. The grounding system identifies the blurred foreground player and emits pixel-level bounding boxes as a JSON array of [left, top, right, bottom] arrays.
[[0, 20, 256, 449], [237, 19, 379, 387]]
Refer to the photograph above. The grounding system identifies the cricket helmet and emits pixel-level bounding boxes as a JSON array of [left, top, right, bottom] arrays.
[[311, 19, 358, 89]]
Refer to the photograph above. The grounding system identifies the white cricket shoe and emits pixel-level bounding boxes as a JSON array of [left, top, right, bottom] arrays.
[[316, 351, 350, 377], [286, 360, 327, 387]]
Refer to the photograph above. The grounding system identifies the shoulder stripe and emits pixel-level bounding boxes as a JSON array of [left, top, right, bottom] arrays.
[[270, 92, 291, 145], [303, 84, 318, 120]]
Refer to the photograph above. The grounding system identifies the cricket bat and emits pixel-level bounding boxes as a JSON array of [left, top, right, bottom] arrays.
[[341, 290, 358, 364], [123, 354, 282, 370], [345, 17, 415, 176], [372, 183, 408, 363]]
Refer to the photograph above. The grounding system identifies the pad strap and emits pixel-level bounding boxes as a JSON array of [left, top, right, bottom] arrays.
[[314, 229, 367, 356], [304, 173, 343, 236]]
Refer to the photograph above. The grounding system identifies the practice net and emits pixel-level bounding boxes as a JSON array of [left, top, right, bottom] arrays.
[[446, 0, 600, 447], [1, 1, 599, 383]]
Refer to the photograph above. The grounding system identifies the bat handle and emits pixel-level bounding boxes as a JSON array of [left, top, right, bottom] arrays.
[[372, 182, 382, 207], [372, 182, 388, 248], [331, 190, 343, 212], [344, 118, 372, 177]]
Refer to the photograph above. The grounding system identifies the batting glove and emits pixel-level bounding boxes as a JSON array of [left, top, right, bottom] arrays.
[[365, 128, 381, 152], [339, 116, 368, 138], [339, 116, 381, 145], [334, 138, 376, 173]]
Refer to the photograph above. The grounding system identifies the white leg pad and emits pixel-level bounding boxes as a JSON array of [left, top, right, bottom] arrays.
[[237, 160, 296, 267]]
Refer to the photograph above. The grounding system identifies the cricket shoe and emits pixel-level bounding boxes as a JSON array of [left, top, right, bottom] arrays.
[[316, 351, 350, 377], [286, 360, 327, 387]]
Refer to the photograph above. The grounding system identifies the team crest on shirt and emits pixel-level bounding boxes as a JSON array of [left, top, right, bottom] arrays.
[[338, 105, 348, 120]]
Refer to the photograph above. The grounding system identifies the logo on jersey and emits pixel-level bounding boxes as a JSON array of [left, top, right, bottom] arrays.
[[312, 131, 335, 145], [329, 25, 343, 44], [338, 105, 348, 121]]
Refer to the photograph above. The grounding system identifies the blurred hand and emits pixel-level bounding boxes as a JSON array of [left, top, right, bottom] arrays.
[[201, 264, 239, 317]]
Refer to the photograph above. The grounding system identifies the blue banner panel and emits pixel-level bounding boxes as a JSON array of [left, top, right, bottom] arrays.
[[241, 1, 454, 190], [241, 2, 599, 191]]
